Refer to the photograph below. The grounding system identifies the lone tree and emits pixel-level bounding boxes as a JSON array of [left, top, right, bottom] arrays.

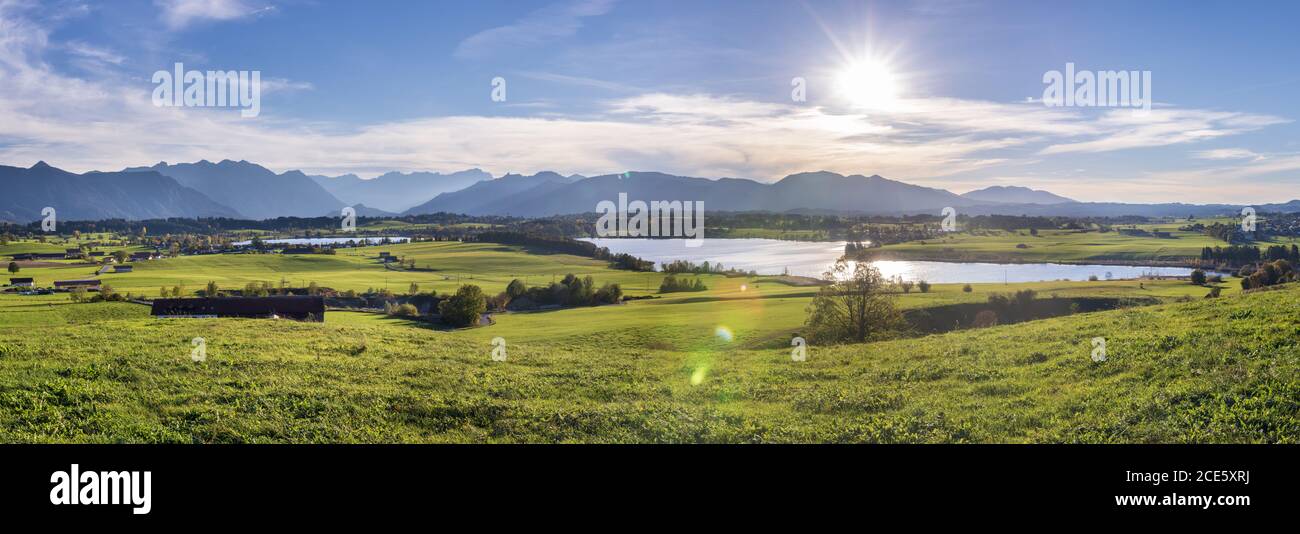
[[804, 258, 903, 343], [439, 284, 487, 327], [1190, 269, 1207, 285], [7, 261, 18, 274]]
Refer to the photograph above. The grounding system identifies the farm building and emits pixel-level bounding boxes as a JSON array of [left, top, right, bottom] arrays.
[[9, 277, 34, 287], [130, 251, 160, 261], [151, 296, 326, 321], [11, 253, 66, 261], [113, 265, 134, 273], [54, 279, 101, 289]]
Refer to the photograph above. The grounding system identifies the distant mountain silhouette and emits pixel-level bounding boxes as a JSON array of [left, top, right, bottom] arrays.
[[10, 159, 1300, 221], [409, 170, 985, 217], [961, 185, 1074, 204], [332, 203, 397, 217], [124, 160, 344, 219], [311, 169, 492, 213], [0, 162, 240, 222], [404, 171, 580, 215]]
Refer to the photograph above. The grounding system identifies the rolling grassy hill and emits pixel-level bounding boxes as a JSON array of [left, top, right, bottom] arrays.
[[0, 267, 1291, 443]]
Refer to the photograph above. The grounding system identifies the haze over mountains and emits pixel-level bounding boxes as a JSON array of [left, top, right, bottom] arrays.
[[3, 160, 1299, 223], [961, 186, 1074, 205], [310, 169, 493, 213]]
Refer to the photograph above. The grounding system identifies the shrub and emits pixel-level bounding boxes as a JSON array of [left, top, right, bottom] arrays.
[[918, 280, 931, 293], [594, 282, 623, 304], [962, 283, 973, 293], [392, 303, 419, 317], [506, 279, 527, 299], [1190, 269, 1206, 285], [438, 285, 487, 327]]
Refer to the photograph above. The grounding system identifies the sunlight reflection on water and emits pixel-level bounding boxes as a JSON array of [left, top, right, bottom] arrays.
[[580, 238, 1196, 283]]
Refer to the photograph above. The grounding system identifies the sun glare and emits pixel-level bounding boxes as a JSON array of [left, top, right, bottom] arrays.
[[837, 60, 900, 110]]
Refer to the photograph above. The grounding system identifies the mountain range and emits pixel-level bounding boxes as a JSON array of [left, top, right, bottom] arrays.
[[0, 162, 240, 222], [3, 160, 1298, 223], [123, 160, 345, 219]]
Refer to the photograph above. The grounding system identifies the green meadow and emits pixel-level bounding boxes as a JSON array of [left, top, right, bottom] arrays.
[[3, 235, 1293, 443]]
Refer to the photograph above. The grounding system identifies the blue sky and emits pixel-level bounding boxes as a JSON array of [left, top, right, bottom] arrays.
[[2, 0, 1299, 203]]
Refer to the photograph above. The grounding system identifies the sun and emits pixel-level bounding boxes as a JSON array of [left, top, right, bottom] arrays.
[[837, 59, 900, 110]]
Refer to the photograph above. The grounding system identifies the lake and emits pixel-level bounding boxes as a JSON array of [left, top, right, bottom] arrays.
[[232, 237, 410, 246], [580, 238, 1197, 283]]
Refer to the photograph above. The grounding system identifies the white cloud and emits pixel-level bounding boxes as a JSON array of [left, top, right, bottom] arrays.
[[454, 0, 617, 59], [1194, 148, 1263, 161], [155, 0, 269, 30]]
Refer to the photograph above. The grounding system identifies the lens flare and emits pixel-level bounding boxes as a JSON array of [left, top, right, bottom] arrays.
[[690, 365, 708, 386], [714, 326, 734, 342]]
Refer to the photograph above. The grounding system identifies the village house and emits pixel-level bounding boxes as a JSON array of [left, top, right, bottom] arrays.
[[9, 277, 34, 287]]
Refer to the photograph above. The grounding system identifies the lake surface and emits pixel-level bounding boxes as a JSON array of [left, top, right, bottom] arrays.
[[233, 237, 410, 246], [580, 238, 1197, 283]]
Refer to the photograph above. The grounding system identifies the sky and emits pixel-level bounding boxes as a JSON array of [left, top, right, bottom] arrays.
[[1, 0, 1299, 203]]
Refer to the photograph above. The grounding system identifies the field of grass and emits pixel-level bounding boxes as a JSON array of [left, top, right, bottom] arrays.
[[0, 274, 1294, 443], [5, 241, 678, 298], [1, 233, 1292, 443]]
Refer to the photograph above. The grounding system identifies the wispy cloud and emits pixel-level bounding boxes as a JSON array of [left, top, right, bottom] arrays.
[[260, 77, 314, 94], [454, 0, 617, 59], [64, 41, 124, 65], [1039, 109, 1287, 155], [517, 70, 637, 92], [155, 0, 271, 30], [1194, 148, 1264, 161]]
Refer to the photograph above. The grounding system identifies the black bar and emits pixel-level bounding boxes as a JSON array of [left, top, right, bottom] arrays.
[[0, 445, 1290, 522]]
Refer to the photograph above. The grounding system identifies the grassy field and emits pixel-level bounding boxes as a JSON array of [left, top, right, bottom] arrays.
[[1, 231, 1293, 443], [6, 241, 674, 298], [0, 276, 1294, 443], [2, 233, 1292, 443]]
